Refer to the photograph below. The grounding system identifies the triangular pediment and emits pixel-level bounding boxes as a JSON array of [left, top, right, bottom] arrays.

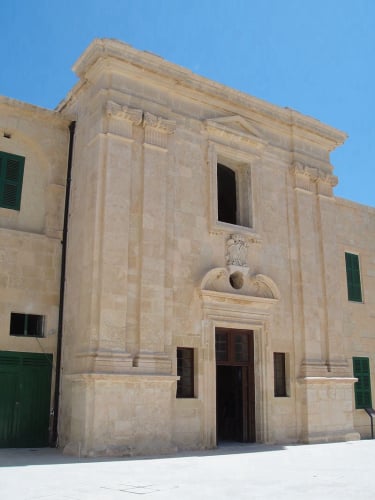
[[205, 115, 268, 150], [208, 115, 263, 138]]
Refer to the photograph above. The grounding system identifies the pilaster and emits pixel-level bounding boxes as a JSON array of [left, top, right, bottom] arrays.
[[290, 162, 357, 442], [133, 112, 176, 373], [78, 101, 143, 373], [290, 162, 328, 376]]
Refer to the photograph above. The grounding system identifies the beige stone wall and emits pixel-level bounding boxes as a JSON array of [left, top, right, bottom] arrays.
[[1, 40, 373, 457], [0, 98, 68, 419], [57, 39, 370, 455], [336, 198, 375, 438]]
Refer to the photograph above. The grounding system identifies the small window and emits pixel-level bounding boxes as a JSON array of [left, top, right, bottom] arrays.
[[345, 252, 362, 302], [274, 352, 287, 397], [217, 163, 237, 224], [353, 357, 372, 409], [0, 151, 25, 210], [177, 348, 194, 398], [10, 313, 44, 337]]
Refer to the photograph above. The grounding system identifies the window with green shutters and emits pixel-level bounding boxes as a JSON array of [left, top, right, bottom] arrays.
[[345, 252, 363, 302], [353, 357, 372, 409], [0, 151, 25, 210]]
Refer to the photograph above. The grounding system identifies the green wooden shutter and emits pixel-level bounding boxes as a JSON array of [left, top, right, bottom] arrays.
[[0, 351, 52, 447], [353, 357, 372, 409], [0, 151, 25, 210], [345, 252, 362, 302]]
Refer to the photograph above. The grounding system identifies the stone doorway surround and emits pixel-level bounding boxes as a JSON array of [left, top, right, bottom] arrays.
[[199, 265, 280, 445]]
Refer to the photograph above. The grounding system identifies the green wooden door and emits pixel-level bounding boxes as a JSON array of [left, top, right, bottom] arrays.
[[0, 351, 53, 447]]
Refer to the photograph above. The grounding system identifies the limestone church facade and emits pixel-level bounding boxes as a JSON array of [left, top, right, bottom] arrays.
[[0, 38, 374, 455]]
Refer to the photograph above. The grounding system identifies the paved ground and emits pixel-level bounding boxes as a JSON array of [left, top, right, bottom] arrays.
[[1, 440, 375, 499]]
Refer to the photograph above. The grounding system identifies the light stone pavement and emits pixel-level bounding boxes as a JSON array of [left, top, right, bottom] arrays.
[[1, 440, 375, 499]]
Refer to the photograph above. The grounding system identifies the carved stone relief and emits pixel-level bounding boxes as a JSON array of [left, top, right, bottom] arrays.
[[200, 267, 280, 300], [105, 101, 143, 125], [226, 234, 249, 267], [105, 100, 143, 139], [143, 112, 176, 149], [290, 162, 338, 195]]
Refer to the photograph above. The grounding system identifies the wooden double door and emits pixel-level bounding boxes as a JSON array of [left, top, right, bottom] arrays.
[[215, 328, 255, 443]]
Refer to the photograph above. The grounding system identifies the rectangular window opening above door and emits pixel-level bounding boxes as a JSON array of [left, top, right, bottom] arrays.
[[217, 163, 237, 225], [10, 313, 45, 338], [176, 347, 194, 398], [216, 159, 252, 229]]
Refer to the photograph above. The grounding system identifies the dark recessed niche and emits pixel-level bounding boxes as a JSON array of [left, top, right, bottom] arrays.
[[229, 271, 244, 290]]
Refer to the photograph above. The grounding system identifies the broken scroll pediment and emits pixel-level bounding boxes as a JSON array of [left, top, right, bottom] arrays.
[[200, 267, 280, 300]]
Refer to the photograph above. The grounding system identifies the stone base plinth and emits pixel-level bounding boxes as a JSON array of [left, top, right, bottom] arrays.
[[60, 372, 178, 457], [298, 376, 359, 444], [75, 349, 133, 373], [133, 352, 172, 374]]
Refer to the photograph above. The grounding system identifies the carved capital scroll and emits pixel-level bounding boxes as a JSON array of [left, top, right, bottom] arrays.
[[105, 101, 143, 124], [143, 112, 176, 149], [105, 101, 143, 139], [290, 162, 338, 195]]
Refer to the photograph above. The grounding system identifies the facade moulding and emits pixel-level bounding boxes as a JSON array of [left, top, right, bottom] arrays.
[[205, 116, 268, 153], [143, 111, 176, 149], [199, 269, 279, 333], [290, 162, 338, 195], [74, 350, 133, 374], [199, 266, 279, 446], [207, 138, 263, 165], [335, 196, 375, 212], [105, 100, 143, 124], [200, 267, 280, 304], [104, 100, 143, 140], [297, 376, 358, 384], [0, 225, 58, 240], [65, 373, 178, 382], [86, 132, 135, 148], [289, 109, 347, 151], [71, 40, 347, 149], [0, 96, 71, 126]]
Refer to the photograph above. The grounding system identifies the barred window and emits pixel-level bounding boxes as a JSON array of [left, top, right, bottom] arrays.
[[177, 348, 194, 398], [274, 352, 287, 397]]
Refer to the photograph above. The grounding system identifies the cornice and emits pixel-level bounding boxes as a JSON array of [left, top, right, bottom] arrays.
[[289, 108, 347, 151], [335, 196, 375, 213], [70, 38, 347, 151], [0, 96, 71, 126]]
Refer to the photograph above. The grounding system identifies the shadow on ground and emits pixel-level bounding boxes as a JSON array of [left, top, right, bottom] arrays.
[[0, 441, 286, 467]]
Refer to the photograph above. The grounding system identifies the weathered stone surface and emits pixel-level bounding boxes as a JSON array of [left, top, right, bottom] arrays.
[[1, 38, 374, 455]]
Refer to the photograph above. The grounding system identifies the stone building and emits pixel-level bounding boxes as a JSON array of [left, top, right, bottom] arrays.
[[0, 38, 374, 455]]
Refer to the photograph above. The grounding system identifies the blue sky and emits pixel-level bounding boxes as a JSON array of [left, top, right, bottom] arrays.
[[2, 0, 374, 207]]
